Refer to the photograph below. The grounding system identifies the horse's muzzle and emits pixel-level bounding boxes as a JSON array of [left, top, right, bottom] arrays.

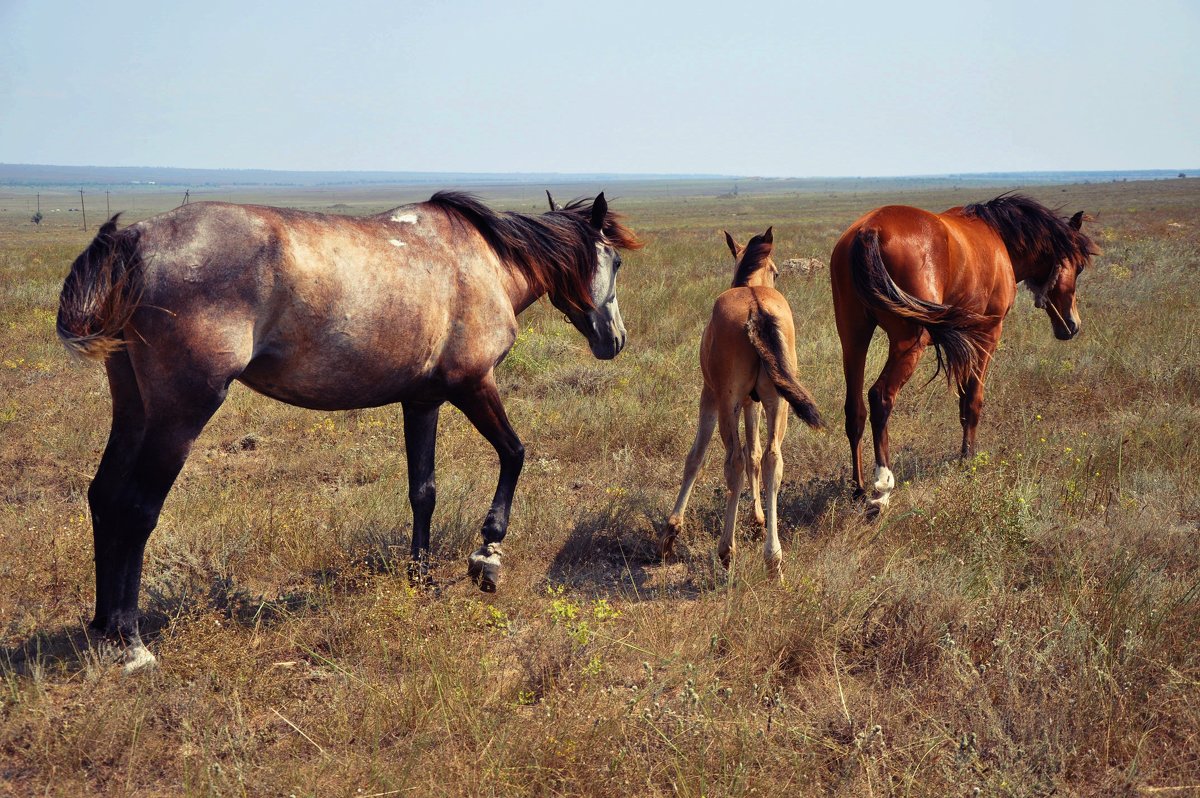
[[589, 330, 626, 360], [1055, 320, 1080, 340]]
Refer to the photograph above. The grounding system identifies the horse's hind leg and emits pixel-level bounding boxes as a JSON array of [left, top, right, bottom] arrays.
[[88, 350, 146, 646], [91, 359, 231, 670], [716, 400, 744, 570], [743, 401, 765, 527], [451, 374, 524, 592], [402, 400, 441, 584], [663, 385, 717, 558], [866, 332, 926, 511], [837, 313, 875, 497], [760, 391, 788, 580]]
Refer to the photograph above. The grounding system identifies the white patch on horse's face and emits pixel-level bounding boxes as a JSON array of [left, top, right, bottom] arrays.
[[564, 242, 627, 360], [388, 239, 406, 247], [391, 212, 419, 224]]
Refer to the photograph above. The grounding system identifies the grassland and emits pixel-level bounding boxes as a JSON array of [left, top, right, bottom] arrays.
[[1, 177, 1198, 796]]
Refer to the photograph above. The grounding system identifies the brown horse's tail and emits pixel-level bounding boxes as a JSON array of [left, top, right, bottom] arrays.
[[57, 215, 144, 362], [849, 227, 988, 388], [745, 306, 824, 430]]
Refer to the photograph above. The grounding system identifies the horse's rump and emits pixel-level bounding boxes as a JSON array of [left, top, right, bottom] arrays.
[[847, 226, 990, 388]]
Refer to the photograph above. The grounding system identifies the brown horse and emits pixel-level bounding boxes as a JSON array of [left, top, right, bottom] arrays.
[[830, 193, 1098, 510], [662, 228, 823, 578], [57, 191, 641, 670]]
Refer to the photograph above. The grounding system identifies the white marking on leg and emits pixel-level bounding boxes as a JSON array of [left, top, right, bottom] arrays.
[[122, 643, 159, 674], [869, 465, 895, 511], [391, 212, 418, 224], [388, 238, 406, 247], [872, 466, 895, 494]]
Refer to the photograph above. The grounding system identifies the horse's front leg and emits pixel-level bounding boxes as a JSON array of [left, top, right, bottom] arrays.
[[402, 401, 441, 584], [450, 375, 525, 592], [958, 329, 999, 460]]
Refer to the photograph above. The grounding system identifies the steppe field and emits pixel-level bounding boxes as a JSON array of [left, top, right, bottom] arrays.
[[1, 177, 1198, 796]]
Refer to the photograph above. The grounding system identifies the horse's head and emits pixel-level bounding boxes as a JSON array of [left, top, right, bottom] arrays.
[[726, 227, 778, 288], [1030, 211, 1098, 341], [550, 193, 634, 360]]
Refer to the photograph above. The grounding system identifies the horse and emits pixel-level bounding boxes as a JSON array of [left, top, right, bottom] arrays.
[[829, 193, 1098, 510], [57, 191, 642, 670], [661, 228, 824, 579]]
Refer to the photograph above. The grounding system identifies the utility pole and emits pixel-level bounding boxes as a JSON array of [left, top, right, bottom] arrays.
[[80, 189, 87, 231]]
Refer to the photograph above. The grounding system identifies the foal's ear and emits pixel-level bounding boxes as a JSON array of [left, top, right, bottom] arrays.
[[724, 230, 740, 258], [1068, 211, 1085, 230], [546, 190, 560, 212], [589, 192, 608, 229]]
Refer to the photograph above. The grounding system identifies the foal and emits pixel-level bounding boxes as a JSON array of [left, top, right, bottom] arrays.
[[662, 229, 823, 578]]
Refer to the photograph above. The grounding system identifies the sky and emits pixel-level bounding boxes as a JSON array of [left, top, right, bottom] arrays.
[[1, 0, 1197, 177]]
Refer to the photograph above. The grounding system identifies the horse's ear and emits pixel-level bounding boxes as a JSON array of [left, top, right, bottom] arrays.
[[546, 190, 560, 212], [762, 226, 773, 246], [724, 231, 740, 258], [589, 192, 607, 229], [1068, 211, 1085, 230]]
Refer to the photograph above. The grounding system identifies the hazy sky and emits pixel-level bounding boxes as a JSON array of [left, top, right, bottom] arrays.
[[1, 0, 1197, 177]]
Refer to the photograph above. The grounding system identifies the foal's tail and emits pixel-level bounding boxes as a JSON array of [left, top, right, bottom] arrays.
[[849, 227, 988, 388], [745, 307, 824, 430], [57, 215, 144, 361]]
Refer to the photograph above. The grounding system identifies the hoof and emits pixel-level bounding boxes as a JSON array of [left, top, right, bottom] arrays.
[[866, 466, 894, 517], [718, 546, 734, 570], [407, 558, 435, 588], [872, 466, 895, 494], [765, 552, 783, 582], [660, 516, 682, 560], [467, 543, 504, 593], [91, 636, 158, 674], [122, 642, 159, 674]]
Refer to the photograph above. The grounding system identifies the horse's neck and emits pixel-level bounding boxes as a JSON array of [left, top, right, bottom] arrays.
[[738, 270, 775, 289], [503, 263, 545, 314], [1006, 250, 1051, 286]]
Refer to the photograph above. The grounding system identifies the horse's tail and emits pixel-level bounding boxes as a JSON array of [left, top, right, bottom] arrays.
[[57, 215, 144, 361], [745, 305, 824, 430], [849, 227, 988, 388]]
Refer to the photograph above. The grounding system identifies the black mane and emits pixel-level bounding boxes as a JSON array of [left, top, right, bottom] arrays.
[[962, 193, 1095, 271], [423, 191, 640, 311]]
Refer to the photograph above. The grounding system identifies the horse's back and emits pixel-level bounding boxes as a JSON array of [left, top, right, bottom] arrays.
[[702, 286, 795, 395], [831, 203, 1010, 317], [123, 200, 518, 410]]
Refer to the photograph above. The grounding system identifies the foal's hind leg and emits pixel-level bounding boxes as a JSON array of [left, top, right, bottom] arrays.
[[663, 385, 717, 558], [743, 401, 765, 527], [451, 374, 524, 592], [716, 400, 744, 570], [760, 391, 789, 580]]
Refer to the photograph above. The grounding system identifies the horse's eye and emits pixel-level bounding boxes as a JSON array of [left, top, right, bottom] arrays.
[[613, 254, 622, 271]]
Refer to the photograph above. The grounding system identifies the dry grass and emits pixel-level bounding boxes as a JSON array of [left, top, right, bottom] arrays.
[[1, 178, 1198, 796]]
